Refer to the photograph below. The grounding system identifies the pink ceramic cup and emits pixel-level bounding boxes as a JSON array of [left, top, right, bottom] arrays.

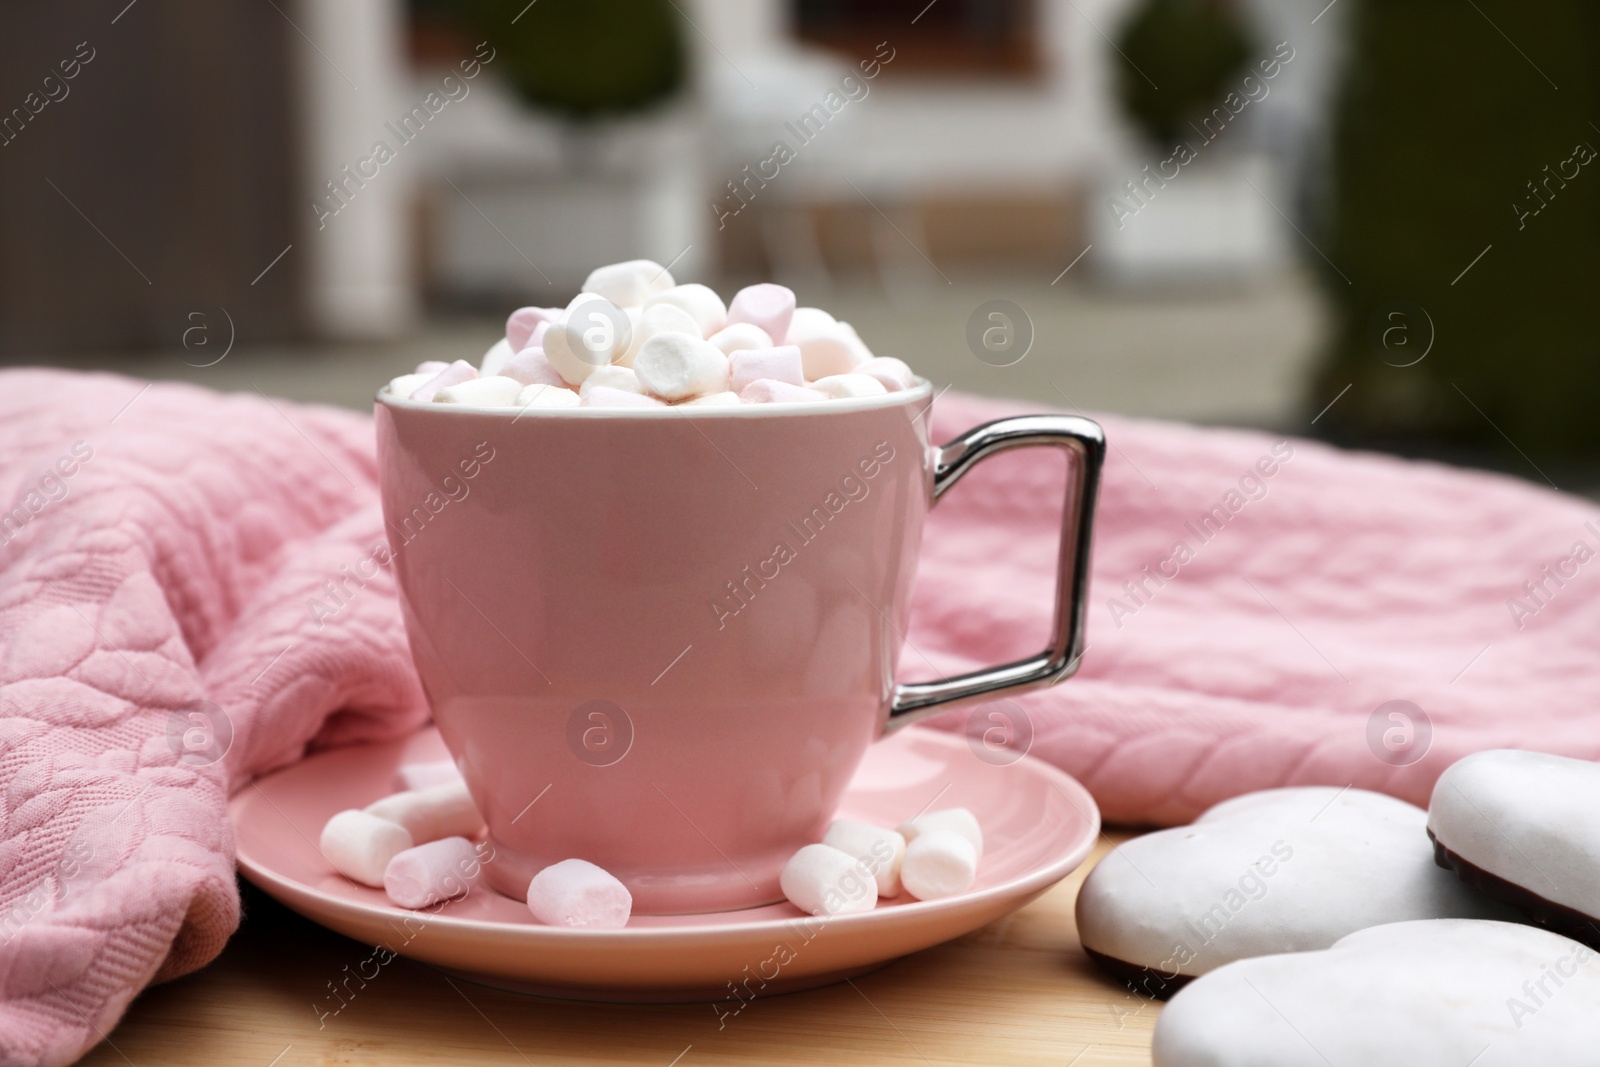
[[375, 383, 1103, 913]]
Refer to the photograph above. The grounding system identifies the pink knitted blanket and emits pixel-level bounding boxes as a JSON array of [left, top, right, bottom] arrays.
[[0, 370, 1594, 1064]]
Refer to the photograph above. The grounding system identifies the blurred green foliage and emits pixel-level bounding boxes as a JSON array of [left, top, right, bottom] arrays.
[[444, 0, 686, 119], [1314, 0, 1600, 464], [1115, 0, 1255, 148]]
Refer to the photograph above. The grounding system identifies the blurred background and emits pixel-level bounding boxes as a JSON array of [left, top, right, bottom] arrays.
[[1, 0, 1594, 490]]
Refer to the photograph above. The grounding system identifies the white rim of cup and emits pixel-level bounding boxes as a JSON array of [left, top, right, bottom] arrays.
[[376, 378, 934, 418]]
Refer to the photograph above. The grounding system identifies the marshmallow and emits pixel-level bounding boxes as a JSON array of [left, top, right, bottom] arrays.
[[435, 375, 523, 407], [729, 346, 805, 394], [506, 306, 559, 351], [858, 356, 916, 392], [682, 391, 743, 407], [546, 295, 629, 385], [708, 323, 775, 356], [644, 283, 727, 337], [501, 347, 566, 387], [526, 858, 632, 928], [386, 373, 431, 400], [795, 325, 869, 381], [582, 385, 665, 408], [579, 365, 643, 397], [810, 373, 888, 399], [581, 259, 674, 307], [899, 808, 984, 859], [384, 836, 484, 909], [739, 379, 830, 404], [414, 360, 448, 376], [365, 781, 485, 844], [480, 337, 515, 377], [398, 759, 463, 791], [901, 830, 979, 900], [515, 383, 582, 410], [780, 843, 879, 916], [411, 359, 477, 402], [822, 819, 906, 897], [634, 332, 731, 401], [615, 306, 644, 366], [727, 283, 795, 343], [321, 809, 413, 887], [785, 306, 838, 343]]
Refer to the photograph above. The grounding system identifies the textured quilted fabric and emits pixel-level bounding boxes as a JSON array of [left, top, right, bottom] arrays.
[[0, 370, 1595, 1065]]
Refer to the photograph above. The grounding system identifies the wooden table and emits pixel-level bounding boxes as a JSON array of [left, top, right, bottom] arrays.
[[83, 833, 1159, 1066]]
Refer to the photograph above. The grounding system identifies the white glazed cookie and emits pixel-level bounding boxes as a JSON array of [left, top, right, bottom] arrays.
[[1154, 920, 1600, 1066], [1076, 787, 1513, 995]]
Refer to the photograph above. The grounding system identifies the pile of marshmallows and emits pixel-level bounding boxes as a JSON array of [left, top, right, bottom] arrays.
[[384, 259, 918, 410], [320, 757, 984, 925]]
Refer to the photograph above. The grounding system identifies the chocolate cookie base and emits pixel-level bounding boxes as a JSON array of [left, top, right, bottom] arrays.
[[1082, 946, 1195, 1001], [1430, 829, 1600, 949]]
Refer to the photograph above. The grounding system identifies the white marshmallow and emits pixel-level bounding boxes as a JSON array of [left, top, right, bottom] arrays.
[[411, 359, 477, 402], [729, 346, 804, 394], [365, 781, 485, 844], [780, 843, 879, 916], [682, 391, 743, 407], [501, 347, 566, 387], [506, 306, 559, 351], [579, 365, 644, 397], [526, 858, 632, 928], [583, 385, 665, 408], [740, 379, 830, 404], [581, 259, 674, 307], [784, 306, 838, 343], [899, 808, 984, 860], [386, 373, 431, 400], [480, 337, 515, 377], [414, 360, 448, 376], [794, 325, 870, 381], [858, 356, 916, 392], [727, 283, 795, 342], [546, 294, 629, 385], [708, 323, 775, 356], [515, 383, 582, 410], [384, 836, 484, 909], [398, 759, 463, 791], [901, 830, 979, 900], [435, 375, 523, 407], [644, 283, 727, 337], [822, 819, 906, 897], [634, 331, 731, 401], [810, 373, 888, 399], [321, 809, 413, 888]]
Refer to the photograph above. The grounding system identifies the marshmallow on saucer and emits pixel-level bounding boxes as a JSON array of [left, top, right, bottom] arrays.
[[729, 346, 804, 394], [506, 306, 559, 351], [781, 843, 879, 916], [321, 809, 413, 887], [366, 781, 484, 844], [901, 832, 979, 900], [811, 374, 888, 399], [435, 375, 523, 407], [644, 283, 727, 338], [823, 819, 906, 897], [516, 383, 582, 410], [526, 858, 633, 928], [582, 259, 674, 308], [398, 759, 463, 791], [858, 357, 916, 392], [727, 283, 795, 343], [384, 836, 483, 909], [501, 347, 566, 387], [708, 323, 775, 357], [579, 365, 644, 397], [740, 380, 830, 404], [635, 332, 730, 401], [546, 295, 629, 385], [899, 808, 984, 859], [411, 360, 478, 402]]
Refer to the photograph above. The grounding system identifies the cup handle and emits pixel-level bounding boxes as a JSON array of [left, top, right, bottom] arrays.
[[885, 414, 1106, 730]]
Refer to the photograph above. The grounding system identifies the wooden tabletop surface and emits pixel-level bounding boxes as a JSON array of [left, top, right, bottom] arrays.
[[83, 831, 1159, 1066]]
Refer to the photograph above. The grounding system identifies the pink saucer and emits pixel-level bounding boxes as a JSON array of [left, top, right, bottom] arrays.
[[231, 726, 1099, 1001]]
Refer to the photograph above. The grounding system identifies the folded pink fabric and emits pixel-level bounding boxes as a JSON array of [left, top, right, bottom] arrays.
[[1, 370, 1596, 1064]]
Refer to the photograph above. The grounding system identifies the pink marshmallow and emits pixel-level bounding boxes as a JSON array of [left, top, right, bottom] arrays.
[[729, 346, 804, 394], [501, 347, 566, 387], [526, 858, 632, 928], [398, 759, 463, 791], [727, 283, 796, 343], [383, 836, 484, 909], [414, 360, 448, 376], [411, 360, 478, 402], [858, 356, 916, 392], [582, 386, 665, 408], [739, 379, 831, 404], [507, 307, 559, 351]]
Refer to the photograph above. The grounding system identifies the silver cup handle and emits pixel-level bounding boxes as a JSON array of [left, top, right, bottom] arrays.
[[886, 414, 1105, 730]]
